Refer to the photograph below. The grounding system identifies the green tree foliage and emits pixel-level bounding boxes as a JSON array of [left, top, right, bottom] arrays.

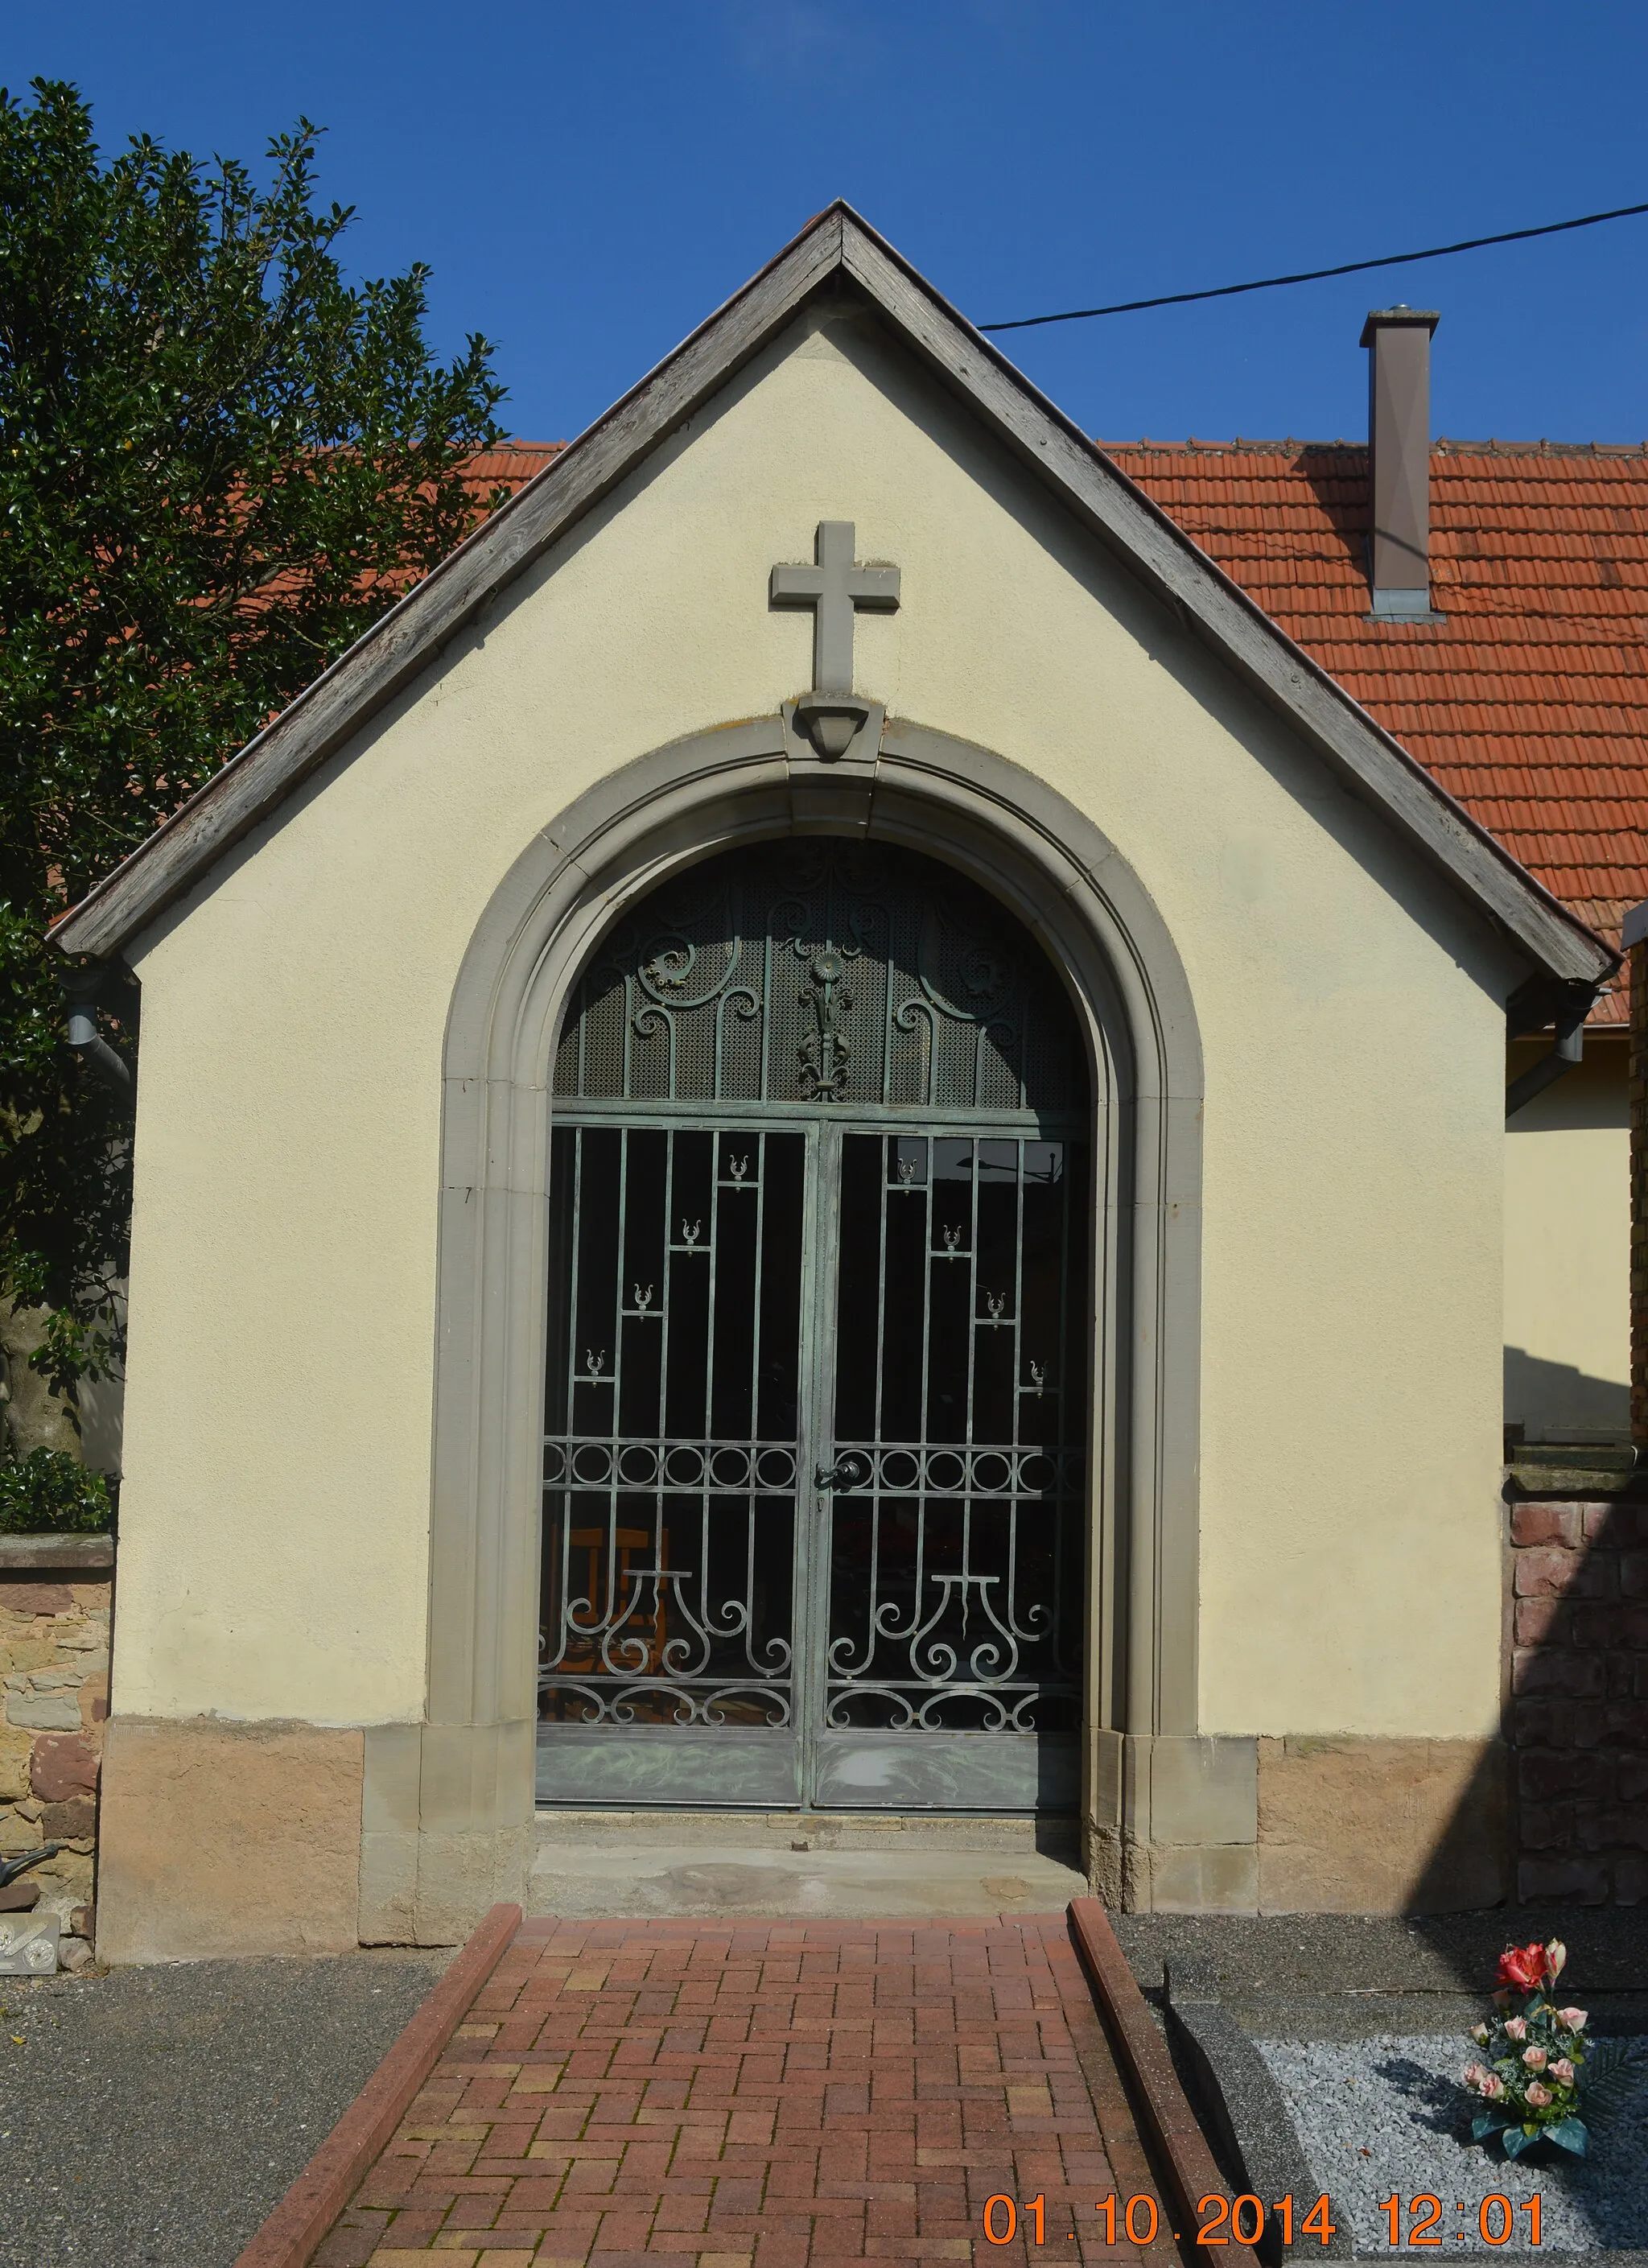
[[0, 80, 505, 1417]]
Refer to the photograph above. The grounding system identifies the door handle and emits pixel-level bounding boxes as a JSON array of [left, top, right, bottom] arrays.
[[815, 1450, 873, 1491]]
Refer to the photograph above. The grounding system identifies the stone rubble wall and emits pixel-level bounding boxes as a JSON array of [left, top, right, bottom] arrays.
[[0, 1565, 110, 1966], [1510, 1497, 1648, 1903]]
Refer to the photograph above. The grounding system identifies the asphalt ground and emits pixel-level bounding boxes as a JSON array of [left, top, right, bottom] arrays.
[[0, 1947, 450, 2268], [1112, 1905, 1648, 1999]]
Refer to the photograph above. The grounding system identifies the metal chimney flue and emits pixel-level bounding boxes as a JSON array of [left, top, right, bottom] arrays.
[[1362, 304, 1442, 621]]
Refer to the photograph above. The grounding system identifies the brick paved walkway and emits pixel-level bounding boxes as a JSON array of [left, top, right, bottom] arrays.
[[315, 1915, 1180, 2268]]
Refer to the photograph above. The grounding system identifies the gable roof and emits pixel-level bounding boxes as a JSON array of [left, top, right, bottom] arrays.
[[1110, 440, 1647, 1022], [54, 204, 1612, 988]]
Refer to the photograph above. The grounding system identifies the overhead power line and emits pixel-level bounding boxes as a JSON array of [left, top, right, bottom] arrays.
[[977, 198, 1648, 333]]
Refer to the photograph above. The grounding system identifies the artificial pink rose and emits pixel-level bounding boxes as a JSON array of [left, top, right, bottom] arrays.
[[1551, 2058, 1576, 2084], [1481, 2074, 1506, 2099], [1471, 2023, 1491, 2045], [1544, 1938, 1568, 1982], [1557, 2008, 1588, 2031], [1522, 2045, 1547, 2069], [1463, 2062, 1489, 2091], [1492, 1990, 1510, 2010], [1525, 2081, 1551, 2108], [1504, 2016, 1527, 2040]]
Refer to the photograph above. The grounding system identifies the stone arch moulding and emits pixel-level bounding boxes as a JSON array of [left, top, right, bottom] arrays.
[[360, 716, 1208, 1942]]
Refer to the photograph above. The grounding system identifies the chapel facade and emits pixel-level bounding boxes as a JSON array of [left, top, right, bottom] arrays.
[[56, 208, 1619, 1958]]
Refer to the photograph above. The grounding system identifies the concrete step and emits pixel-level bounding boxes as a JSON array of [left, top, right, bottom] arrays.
[[529, 1808, 1088, 1919]]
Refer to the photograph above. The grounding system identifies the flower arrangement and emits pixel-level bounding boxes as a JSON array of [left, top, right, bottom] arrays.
[[1462, 1939, 1590, 2158]]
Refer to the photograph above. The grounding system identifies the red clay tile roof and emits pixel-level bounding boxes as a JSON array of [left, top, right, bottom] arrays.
[[1104, 439, 1647, 1021], [460, 439, 565, 501]]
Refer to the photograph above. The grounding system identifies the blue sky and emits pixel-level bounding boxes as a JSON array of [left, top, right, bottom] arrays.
[[13, 1, 1648, 448]]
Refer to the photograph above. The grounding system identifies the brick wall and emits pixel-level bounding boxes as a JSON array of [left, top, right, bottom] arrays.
[[0, 1548, 111, 1967], [1510, 1498, 1648, 1903]]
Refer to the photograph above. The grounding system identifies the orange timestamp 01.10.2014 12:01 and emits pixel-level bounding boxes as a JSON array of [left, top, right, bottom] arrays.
[[981, 2191, 1339, 2247], [980, 2190, 1548, 2246]]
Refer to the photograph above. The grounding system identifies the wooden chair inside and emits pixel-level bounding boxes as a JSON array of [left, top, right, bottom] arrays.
[[562, 1524, 670, 1674]]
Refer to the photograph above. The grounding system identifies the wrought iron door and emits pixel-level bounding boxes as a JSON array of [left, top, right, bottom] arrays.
[[538, 841, 1088, 1811]]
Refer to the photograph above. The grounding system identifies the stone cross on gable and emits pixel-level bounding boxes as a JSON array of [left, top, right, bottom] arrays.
[[769, 522, 900, 694]]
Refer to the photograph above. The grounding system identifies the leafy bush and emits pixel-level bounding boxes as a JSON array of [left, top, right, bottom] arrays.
[[0, 1447, 115, 1534]]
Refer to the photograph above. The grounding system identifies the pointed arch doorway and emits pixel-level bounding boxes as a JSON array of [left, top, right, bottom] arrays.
[[538, 836, 1090, 1812]]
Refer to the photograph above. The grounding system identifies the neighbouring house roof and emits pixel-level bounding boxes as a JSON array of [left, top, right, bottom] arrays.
[[1106, 440, 1648, 1023], [460, 441, 566, 498], [53, 204, 1611, 992]]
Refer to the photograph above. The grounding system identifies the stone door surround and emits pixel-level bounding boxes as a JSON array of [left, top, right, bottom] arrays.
[[356, 712, 1209, 1945]]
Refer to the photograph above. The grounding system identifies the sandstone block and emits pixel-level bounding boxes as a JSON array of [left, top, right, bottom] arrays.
[[0, 1881, 39, 1911], [1511, 1505, 1584, 1548], [1258, 1735, 1506, 1912], [1514, 1649, 1605, 1697], [0, 1727, 32, 1803], [96, 1717, 365, 1962], [1572, 1703, 1609, 1749], [1622, 1553, 1648, 1599], [29, 1734, 98, 1802], [1148, 1841, 1257, 1913], [1512, 1698, 1571, 1747], [0, 1640, 64, 1674], [1518, 1748, 1611, 1802], [1518, 1801, 1575, 1850], [39, 1799, 95, 1840], [4, 1694, 80, 1732], [1583, 1804, 1648, 1852], [1514, 1596, 1568, 1646], [1518, 1854, 1608, 1903], [1619, 1753, 1648, 1803], [1513, 1543, 1579, 1596], [0, 1583, 72, 1617], [1614, 1854, 1648, 1903], [1570, 1604, 1624, 1648]]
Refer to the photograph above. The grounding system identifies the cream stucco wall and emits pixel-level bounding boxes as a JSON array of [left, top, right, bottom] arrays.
[[1504, 1036, 1629, 1441], [113, 304, 1521, 1744]]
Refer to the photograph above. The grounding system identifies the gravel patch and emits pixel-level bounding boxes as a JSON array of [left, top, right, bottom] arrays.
[[1255, 2031, 1648, 2255], [0, 1947, 451, 2268]]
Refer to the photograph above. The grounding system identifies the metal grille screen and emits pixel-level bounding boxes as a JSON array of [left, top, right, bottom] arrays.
[[541, 836, 1090, 1811], [553, 840, 1084, 1112]]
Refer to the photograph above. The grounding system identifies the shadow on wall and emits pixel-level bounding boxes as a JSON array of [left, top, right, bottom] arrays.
[[1505, 1347, 1629, 1443], [1404, 1486, 1648, 1925]]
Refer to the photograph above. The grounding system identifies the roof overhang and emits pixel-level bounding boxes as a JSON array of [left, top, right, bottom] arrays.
[[53, 202, 1615, 989]]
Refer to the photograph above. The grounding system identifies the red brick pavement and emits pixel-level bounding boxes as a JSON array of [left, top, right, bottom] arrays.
[[313, 1915, 1182, 2268]]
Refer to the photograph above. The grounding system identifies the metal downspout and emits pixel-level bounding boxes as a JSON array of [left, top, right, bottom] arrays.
[[1505, 984, 1596, 1123], [61, 967, 133, 1093]]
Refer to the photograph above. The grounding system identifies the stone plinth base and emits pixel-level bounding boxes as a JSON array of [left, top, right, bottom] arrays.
[[96, 1716, 365, 1963]]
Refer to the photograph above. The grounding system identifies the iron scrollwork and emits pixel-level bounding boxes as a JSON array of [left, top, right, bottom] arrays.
[[552, 841, 1082, 1112]]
